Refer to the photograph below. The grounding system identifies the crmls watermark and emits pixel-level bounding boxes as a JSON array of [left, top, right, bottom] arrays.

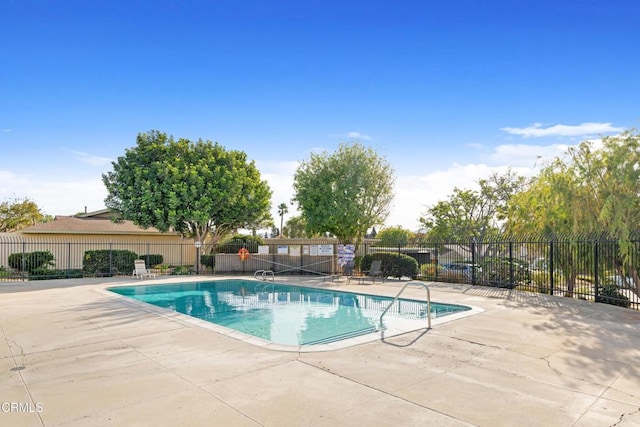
[[1, 402, 44, 413]]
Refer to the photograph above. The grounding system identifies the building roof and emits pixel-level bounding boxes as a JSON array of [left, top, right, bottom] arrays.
[[18, 212, 179, 236]]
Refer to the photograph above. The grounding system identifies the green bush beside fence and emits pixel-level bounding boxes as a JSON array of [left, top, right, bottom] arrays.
[[8, 251, 55, 274], [361, 252, 419, 278], [83, 249, 138, 276], [139, 254, 163, 266], [200, 254, 215, 270]]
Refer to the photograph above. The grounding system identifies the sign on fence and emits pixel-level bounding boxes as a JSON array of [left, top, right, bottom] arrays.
[[316, 244, 334, 256], [337, 244, 355, 267]]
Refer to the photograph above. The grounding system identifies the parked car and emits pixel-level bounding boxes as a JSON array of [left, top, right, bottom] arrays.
[[441, 262, 481, 278], [605, 275, 633, 289]]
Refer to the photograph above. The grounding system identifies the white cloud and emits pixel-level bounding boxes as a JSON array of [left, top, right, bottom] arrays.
[[385, 136, 595, 231], [256, 160, 299, 175], [501, 122, 624, 138], [389, 164, 496, 230], [346, 131, 372, 140], [0, 170, 26, 196], [488, 143, 569, 167], [0, 169, 107, 215], [256, 160, 300, 226], [2, 128, 11, 133], [465, 143, 483, 149], [69, 150, 113, 167]]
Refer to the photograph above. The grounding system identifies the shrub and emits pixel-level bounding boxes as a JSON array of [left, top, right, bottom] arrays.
[[8, 251, 55, 274], [436, 269, 470, 284], [595, 285, 630, 308], [200, 254, 215, 270], [420, 262, 439, 278], [29, 268, 84, 280], [83, 249, 138, 276], [216, 234, 265, 254], [139, 254, 163, 267], [528, 270, 554, 294], [172, 265, 192, 275], [479, 257, 530, 286], [529, 269, 564, 294], [0, 266, 10, 278], [361, 252, 419, 278]]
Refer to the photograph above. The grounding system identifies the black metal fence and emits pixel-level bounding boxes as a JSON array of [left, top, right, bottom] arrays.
[[374, 234, 640, 310], [1, 235, 638, 310]]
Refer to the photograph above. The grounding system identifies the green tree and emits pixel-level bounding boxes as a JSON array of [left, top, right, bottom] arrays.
[[293, 142, 395, 244], [283, 215, 306, 238], [283, 215, 325, 238], [0, 197, 52, 232], [420, 170, 526, 264], [506, 167, 576, 236], [507, 129, 640, 291], [277, 202, 289, 237], [103, 130, 272, 243], [420, 169, 526, 241], [376, 226, 411, 247]]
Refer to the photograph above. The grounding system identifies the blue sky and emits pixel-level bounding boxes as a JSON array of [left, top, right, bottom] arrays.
[[1, 0, 638, 230]]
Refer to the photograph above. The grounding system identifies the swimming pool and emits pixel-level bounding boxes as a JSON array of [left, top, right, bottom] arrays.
[[108, 280, 473, 348]]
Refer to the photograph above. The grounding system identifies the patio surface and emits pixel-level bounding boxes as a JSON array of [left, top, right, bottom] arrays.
[[1, 275, 639, 426]]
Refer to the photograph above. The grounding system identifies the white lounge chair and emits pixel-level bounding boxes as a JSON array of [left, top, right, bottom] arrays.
[[133, 260, 156, 279]]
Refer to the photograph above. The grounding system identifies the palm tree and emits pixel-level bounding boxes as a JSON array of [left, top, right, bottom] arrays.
[[277, 202, 289, 237]]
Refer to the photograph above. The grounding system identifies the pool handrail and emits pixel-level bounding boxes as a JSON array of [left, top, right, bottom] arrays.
[[379, 280, 431, 330], [254, 269, 275, 281]]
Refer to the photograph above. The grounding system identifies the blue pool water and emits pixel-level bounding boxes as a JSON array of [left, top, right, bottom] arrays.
[[108, 280, 471, 346]]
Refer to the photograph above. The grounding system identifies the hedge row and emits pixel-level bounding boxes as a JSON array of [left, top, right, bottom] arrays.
[[83, 249, 139, 276], [360, 252, 419, 279], [8, 251, 55, 274], [4, 250, 189, 279], [139, 254, 164, 266]]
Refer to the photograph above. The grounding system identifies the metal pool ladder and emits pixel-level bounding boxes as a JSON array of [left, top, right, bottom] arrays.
[[379, 280, 432, 330], [254, 270, 275, 281]]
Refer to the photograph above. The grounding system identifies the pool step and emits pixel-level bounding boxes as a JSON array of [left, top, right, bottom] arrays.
[[303, 326, 383, 346]]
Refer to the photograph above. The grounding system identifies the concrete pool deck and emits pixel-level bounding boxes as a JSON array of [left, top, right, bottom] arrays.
[[1, 276, 639, 426]]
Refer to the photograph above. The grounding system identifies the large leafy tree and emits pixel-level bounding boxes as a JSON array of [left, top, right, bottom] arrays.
[[506, 167, 586, 294], [420, 169, 526, 241], [0, 197, 52, 232], [293, 142, 395, 244], [376, 226, 411, 247], [507, 131, 640, 240], [507, 129, 640, 289], [283, 215, 323, 238], [419, 170, 526, 263], [103, 130, 272, 243]]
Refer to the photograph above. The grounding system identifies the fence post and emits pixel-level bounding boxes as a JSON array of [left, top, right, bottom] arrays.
[[67, 242, 71, 278], [549, 240, 554, 294], [593, 239, 599, 299], [471, 240, 476, 285], [109, 243, 113, 277], [180, 242, 184, 269], [434, 246, 439, 280], [21, 241, 26, 279], [509, 241, 514, 286], [397, 242, 401, 278]]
